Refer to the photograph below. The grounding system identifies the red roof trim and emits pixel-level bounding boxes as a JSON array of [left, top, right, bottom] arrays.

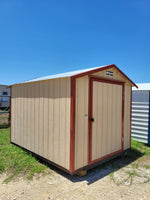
[[72, 64, 138, 88]]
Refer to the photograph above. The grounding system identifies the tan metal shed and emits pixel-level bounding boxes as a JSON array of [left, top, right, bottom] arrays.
[[10, 64, 137, 174]]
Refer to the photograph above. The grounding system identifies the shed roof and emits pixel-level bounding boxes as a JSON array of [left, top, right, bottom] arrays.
[[132, 83, 150, 91], [23, 65, 101, 83], [12, 64, 137, 87]]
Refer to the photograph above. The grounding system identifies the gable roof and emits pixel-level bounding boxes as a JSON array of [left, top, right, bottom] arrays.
[[12, 64, 137, 88], [132, 83, 150, 91]]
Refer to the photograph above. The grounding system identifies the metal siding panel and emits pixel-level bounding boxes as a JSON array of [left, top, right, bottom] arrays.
[[131, 91, 149, 144], [65, 78, 71, 169], [11, 78, 71, 171], [53, 79, 60, 164], [148, 91, 150, 145], [59, 79, 67, 167], [132, 91, 149, 102], [48, 79, 54, 162], [34, 82, 39, 154], [43, 81, 49, 158], [75, 76, 88, 170]]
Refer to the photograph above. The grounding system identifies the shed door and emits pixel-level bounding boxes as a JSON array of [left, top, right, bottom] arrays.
[[89, 78, 124, 163]]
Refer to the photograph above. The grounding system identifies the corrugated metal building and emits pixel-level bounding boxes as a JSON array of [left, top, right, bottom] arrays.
[[11, 64, 137, 174], [132, 83, 150, 144]]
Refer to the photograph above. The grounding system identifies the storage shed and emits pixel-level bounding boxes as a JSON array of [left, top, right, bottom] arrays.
[[11, 64, 137, 174], [132, 83, 150, 144]]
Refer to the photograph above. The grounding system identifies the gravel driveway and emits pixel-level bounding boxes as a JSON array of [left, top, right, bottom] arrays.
[[1, 154, 150, 200]]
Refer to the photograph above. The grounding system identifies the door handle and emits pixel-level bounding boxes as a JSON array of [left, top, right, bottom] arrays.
[[91, 118, 94, 122]]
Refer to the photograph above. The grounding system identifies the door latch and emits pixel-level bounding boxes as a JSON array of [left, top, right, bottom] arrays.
[[91, 118, 94, 122]]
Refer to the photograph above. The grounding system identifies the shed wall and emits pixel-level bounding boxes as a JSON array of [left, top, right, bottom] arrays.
[[11, 78, 71, 170], [75, 76, 89, 170], [75, 67, 131, 170]]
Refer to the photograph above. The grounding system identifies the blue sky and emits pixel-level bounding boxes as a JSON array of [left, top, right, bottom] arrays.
[[0, 0, 150, 85]]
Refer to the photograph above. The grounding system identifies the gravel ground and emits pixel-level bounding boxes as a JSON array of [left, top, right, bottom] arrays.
[[1, 156, 150, 200]]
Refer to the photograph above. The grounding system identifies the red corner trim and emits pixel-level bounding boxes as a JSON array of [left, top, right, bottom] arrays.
[[88, 78, 93, 164], [130, 86, 132, 148], [70, 77, 76, 173], [122, 83, 125, 150]]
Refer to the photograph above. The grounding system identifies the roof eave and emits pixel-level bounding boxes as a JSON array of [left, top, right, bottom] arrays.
[[71, 64, 138, 88]]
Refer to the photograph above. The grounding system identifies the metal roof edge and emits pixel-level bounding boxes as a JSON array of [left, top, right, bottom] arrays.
[[71, 64, 138, 88], [132, 83, 150, 91], [10, 64, 137, 87], [113, 65, 138, 88]]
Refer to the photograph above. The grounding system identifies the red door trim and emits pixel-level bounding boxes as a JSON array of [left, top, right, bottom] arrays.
[[70, 77, 76, 173], [88, 76, 125, 164], [122, 83, 125, 150], [88, 78, 93, 164], [130, 86, 132, 148]]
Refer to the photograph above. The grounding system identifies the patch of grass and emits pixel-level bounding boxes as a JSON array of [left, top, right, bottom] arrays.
[[143, 165, 150, 169], [131, 162, 139, 169], [126, 169, 138, 177], [110, 171, 116, 183], [131, 139, 150, 155], [0, 128, 49, 183], [0, 117, 9, 119]]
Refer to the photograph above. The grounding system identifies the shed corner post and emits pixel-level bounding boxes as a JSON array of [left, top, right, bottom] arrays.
[[122, 83, 125, 151], [10, 85, 12, 143], [88, 76, 93, 164], [70, 77, 76, 173], [130, 86, 132, 148]]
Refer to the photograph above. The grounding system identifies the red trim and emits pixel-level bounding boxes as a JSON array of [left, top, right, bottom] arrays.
[[122, 83, 125, 150], [112, 65, 138, 88], [10, 86, 12, 143], [89, 75, 125, 85], [70, 77, 76, 173], [90, 149, 122, 164], [88, 79, 93, 164], [130, 86, 132, 148], [72, 64, 138, 88], [88, 76, 125, 164]]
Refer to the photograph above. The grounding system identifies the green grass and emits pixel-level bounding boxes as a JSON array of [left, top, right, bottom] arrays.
[[131, 139, 150, 155], [0, 128, 49, 183]]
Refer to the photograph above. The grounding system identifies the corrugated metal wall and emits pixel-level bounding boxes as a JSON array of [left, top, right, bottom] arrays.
[[131, 91, 149, 144]]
